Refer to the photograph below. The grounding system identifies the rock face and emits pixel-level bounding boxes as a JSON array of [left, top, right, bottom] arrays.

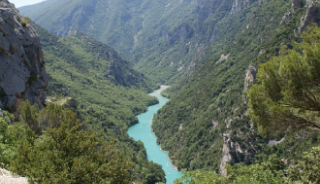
[[0, 0, 48, 112], [0, 168, 29, 184], [231, 0, 251, 14], [244, 65, 257, 93], [298, 0, 320, 33]]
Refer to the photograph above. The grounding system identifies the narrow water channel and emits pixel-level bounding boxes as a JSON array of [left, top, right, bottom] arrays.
[[127, 86, 182, 184]]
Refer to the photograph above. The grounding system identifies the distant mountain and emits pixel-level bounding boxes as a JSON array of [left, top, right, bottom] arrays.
[[20, 0, 261, 84]]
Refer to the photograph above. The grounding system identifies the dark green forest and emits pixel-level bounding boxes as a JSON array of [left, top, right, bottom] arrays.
[[152, 0, 309, 171], [174, 25, 320, 184]]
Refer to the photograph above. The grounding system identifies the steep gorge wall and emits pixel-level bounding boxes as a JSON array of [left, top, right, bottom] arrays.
[[0, 0, 48, 112], [152, 0, 319, 172], [20, 0, 262, 84]]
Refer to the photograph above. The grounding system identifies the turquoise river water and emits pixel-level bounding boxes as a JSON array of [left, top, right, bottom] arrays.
[[127, 86, 182, 184]]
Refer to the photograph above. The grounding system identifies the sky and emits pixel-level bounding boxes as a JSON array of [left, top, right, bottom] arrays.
[[9, 0, 46, 8]]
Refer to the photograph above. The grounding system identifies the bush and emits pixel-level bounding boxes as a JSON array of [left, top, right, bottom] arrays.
[[3, 102, 134, 184], [21, 17, 31, 27]]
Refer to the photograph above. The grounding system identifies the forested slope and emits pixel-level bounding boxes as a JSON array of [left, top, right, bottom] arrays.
[[175, 18, 320, 184], [153, 0, 320, 172], [18, 0, 320, 181], [20, 0, 272, 84], [20, 0, 195, 83], [0, 0, 165, 183], [34, 25, 165, 183]]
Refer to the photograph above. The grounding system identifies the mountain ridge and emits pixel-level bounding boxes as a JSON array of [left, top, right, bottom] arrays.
[[20, 0, 258, 84]]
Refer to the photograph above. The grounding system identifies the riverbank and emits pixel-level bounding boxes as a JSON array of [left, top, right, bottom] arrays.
[[154, 85, 170, 94], [159, 148, 179, 171]]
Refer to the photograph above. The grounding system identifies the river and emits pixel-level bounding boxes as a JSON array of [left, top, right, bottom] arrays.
[[127, 85, 182, 184]]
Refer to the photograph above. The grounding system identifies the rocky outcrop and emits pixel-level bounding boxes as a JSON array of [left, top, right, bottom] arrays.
[[231, 0, 255, 14], [298, 0, 320, 33], [0, 168, 28, 184], [244, 65, 256, 93], [0, 0, 48, 112]]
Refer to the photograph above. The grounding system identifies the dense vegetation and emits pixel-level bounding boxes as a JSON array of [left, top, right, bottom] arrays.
[[17, 0, 320, 183], [20, 0, 198, 83], [35, 24, 157, 130], [173, 25, 320, 184], [0, 101, 134, 183], [174, 146, 320, 183], [152, 0, 304, 171], [24, 25, 165, 183], [1, 100, 167, 183], [21, 0, 273, 84], [248, 26, 320, 135]]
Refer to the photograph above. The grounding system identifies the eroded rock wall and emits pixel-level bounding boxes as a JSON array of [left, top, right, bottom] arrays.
[[0, 0, 48, 112]]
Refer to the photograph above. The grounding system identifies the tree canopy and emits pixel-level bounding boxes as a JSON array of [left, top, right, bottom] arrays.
[[248, 26, 320, 135], [1, 101, 134, 184]]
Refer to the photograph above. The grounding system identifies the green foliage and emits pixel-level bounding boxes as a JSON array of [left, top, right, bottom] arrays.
[[248, 26, 320, 136], [20, 17, 31, 27], [18, 100, 80, 134], [142, 162, 166, 184], [19, 101, 41, 134], [174, 170, 223, 184], [285, 146, 320, 183], [34, 25, 157, 132], [2, 103, 134, 184], [174, 146, 320, 184], [29, 25, 164, 183], [226, 163, 284, 184], [174, 162, 285, 184], [20, 0, 319, 182], [0, 110, 15, 166], [152, 0, 298, 171], [21, 0, 199, 83], [11, 121, 133, 184]]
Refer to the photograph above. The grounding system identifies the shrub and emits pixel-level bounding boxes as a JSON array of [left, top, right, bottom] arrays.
[[21, 17, 31, 27]]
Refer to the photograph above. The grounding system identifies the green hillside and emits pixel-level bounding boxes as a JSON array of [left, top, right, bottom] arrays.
[[34, 25, 165, 183], [20, 0, 196, 83], [20, 0, 260, 84], [17, 0, 320, 182], [153, 0, 320, 172]]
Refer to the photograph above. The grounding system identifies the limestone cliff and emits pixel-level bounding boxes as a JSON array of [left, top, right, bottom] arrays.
[[298, 0, 320, 33], [0, 0, 48, 112], [231, 0, 252, 14]]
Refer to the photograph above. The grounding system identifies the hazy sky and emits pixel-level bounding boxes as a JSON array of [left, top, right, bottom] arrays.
[[9, 0, 45, 8]]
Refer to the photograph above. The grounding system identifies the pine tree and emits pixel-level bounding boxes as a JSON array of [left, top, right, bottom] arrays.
[[248, 26, 320, 135]]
